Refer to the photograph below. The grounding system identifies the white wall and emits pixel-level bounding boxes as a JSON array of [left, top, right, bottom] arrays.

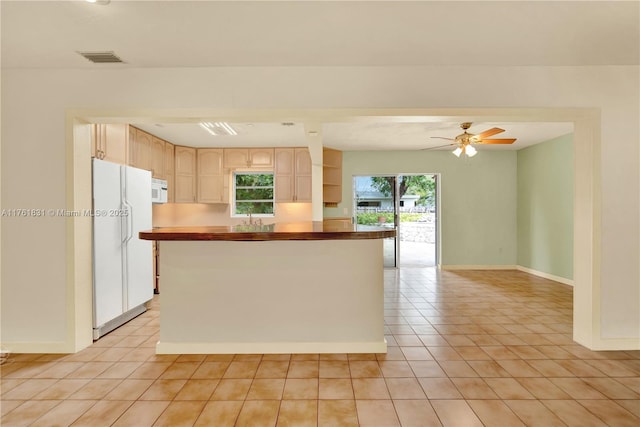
[[1, 65, 638, 351]]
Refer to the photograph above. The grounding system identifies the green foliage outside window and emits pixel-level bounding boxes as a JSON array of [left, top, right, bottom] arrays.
[[234, 172, 275, 215], [356, 212, 425, 225], [370, 175, 435, 207]]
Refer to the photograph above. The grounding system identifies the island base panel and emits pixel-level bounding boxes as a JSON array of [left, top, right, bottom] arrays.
[[156, 340, 387, 354], [157, 240, 385, 354]]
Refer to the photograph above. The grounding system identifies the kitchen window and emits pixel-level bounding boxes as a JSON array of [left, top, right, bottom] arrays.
[[233, 172, 275, 216]]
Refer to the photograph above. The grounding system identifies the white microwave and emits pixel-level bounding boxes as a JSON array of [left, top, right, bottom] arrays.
[[151, 178, 168, 204]]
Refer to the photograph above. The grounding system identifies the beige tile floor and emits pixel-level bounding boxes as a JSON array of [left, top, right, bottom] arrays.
[[1, 269, 639, 426]]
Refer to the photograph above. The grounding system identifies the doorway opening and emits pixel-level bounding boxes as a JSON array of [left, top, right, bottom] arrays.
[[353, 174, 438, 268]]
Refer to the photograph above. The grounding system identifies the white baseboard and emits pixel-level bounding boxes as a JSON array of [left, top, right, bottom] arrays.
[[589, 337, 640, 351], [0, 341, 73, 354], [441, 265, 517, 270], [156, 340, 388, 355], [516, 265, 574, 286]]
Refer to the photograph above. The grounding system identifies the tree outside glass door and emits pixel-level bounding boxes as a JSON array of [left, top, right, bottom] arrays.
[[353, 174, 437, 268]]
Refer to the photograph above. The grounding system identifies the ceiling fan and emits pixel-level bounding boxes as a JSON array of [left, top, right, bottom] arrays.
[[428, 122, 517, 157]]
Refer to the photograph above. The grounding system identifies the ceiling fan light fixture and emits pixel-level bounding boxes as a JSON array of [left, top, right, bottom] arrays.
[[466, 145, 477, 157], [452, 146, 463, 157]]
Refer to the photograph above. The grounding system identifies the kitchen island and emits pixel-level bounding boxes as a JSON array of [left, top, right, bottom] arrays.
[[140, 222, 395, 354]]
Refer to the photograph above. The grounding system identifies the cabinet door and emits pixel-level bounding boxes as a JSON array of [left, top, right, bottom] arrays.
[[223, 149, 250, 169], [294, 148, 312, 202], [274, 148, 294, 202], [174, 146, 196, 203], [164, 143, 175, 202], [93, 124, 128, 164], [197, 149, 226, 203], [102, 124, 129, 165], [91, 124, 101, 159], [249, 148, 274, 168], [150, 137, 165, 179], [130, 128, 152, 171]]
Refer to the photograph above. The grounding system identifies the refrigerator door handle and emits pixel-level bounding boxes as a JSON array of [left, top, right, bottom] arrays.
[[121, 200, 133, 243], [126, 200, 134, 243], [120, 203, 128, 243]]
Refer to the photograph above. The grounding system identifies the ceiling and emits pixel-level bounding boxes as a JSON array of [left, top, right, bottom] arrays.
[[2, 1, 637, 68], [2, 1, 633, 150], [133, 121, 574, 151]]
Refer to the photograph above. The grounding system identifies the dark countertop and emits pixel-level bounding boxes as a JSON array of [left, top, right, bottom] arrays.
[[140, 221, 396, 241]]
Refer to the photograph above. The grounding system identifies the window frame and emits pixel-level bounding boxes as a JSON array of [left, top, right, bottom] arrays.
[[232, 171, 276, 217]]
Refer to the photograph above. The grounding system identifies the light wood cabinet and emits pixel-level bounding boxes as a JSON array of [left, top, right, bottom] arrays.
[[164, 142, 175, 203], [92, 124, 129, 164], [174, 146, 197, 203], [275, 148, 312, 202], [323, 147, 342, 206], [129, 127, 152, 172], [250, 148, 274, 168], [274, 149, 294, 202], [223, 149, 248, 169], [150, 136, 165, 179], [294, 148, 313, 202], [224, 148, 274, 169], [197, 148, 227, 203]]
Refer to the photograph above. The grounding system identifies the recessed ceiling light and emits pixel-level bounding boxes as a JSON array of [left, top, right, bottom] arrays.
[[85, 0, 110, 5], [199, 122, 238, 136]]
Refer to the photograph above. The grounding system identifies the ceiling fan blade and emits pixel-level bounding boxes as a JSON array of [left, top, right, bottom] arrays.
[[476, 138, 517, 144], [475, 127, 505, 139], [430, 136, 455, 141], [421, 143, 456, 151]]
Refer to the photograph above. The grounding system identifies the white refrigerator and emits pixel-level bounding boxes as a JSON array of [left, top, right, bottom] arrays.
[[92, 159, 153, 339]]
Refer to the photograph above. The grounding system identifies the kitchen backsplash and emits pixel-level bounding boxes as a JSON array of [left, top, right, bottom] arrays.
[[152, 203, 312, 227]]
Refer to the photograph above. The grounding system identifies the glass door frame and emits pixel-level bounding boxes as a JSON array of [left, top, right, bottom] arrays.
[[352, 174, 400, 268], [352, 173, 440, 269]]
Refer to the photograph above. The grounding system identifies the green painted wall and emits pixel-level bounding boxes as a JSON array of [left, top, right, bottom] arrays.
[[517, 134, 574, 280], [325, 150, 518, 266]]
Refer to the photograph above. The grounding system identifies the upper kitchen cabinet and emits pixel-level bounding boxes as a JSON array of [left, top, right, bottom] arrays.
[[275, 148, 311, 202], [164, 143, 175, 203], [197, 148, 227, 203], [323, 147, 342, 207], [174, 146, 197, 203], [91, 124, 129, 165], [129, 127, 152, 172], [294, 148, 312, 202], [250, 148, 274, 168], [224, 148, 274, 169], [150, 136, 165, 179]]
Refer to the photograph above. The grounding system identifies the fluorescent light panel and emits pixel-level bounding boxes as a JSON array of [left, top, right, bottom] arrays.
[[199, 122, 238, 136]]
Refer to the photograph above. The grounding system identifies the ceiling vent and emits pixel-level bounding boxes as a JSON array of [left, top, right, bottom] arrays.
[[77, 51, 124, 64]]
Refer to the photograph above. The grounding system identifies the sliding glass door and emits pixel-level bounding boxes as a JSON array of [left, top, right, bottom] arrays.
[[353, 174, 437, 268], [354, 175, 398, 268]]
